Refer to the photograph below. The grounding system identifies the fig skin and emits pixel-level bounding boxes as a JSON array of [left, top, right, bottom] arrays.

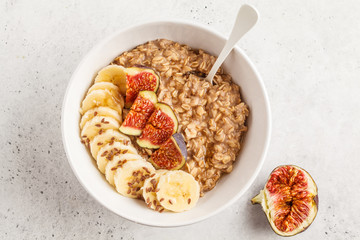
[[251, 165, 318, 237], [172, 133, 187, 160], [133, 64, 155, 71]]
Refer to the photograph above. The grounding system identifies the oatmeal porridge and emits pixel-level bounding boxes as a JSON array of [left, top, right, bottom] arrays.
[[114, 39, 249, 195]]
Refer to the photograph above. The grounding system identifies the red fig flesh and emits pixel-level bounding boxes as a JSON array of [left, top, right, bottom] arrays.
[[125, 66, 160, 108], [137, 103, 178, 149], [150, 135, 186, 170], [251, 165, 318, 237], [119, 91, 157, 136]]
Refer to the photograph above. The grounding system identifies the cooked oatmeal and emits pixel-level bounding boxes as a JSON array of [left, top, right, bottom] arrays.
[[114, 39, 249, 195]]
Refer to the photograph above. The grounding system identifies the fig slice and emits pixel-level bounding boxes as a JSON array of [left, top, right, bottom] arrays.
[[119, 91, 157, 136], [150, 134, 187, 170], [251, 165, 318, 237], [125, 65, 160, 108], [137, 103, 178, 149]]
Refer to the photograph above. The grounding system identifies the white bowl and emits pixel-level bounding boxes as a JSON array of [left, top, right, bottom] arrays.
[[61, 20, 271, 227]]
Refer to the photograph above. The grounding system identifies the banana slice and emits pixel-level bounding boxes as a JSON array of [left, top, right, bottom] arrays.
[[90, 129, 130, 159], [105, 153, 144, 186], [156, 170, 200, 212], [87, 82, 123, 104], [94, 65, 127, 96], [80, 116, 120, 143], [114, 160, 155, 198], [96, 141, 138, 174], [80, 107, 121, 129], [80, 89, 124, 115], [88, 81, 119, 94], [142, 170, 168, 212]]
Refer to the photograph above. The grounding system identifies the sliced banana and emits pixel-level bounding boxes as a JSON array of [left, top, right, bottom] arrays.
[[114, 160, 155, 199], [88, 81, 119, 94], [80, 107, 122, 130], [142, 170, 168, 212], [80, 89, 124, 115], [87, 82, 123, 104], [90, 129, 130, 159], [96, 141, 138, 174], [94, 65, 127, 96], [80, 65, 202, 213], [80, 116, 120, 143], [156, 170, 200, 212], [105, 153, 144, 186]]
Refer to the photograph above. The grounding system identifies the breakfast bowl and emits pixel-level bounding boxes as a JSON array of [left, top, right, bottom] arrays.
[[61, 20, 271, 227]]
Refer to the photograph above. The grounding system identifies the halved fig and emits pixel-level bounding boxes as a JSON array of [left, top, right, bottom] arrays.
[[125, 65, 160, 108], [150, 134, 187, 170], [251, 165, 318, 237], [137, 103, 178, 149], [119, 91, 157, 136]]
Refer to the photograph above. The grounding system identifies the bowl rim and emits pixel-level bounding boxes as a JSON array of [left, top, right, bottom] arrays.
[[61, 19, 272, 227]]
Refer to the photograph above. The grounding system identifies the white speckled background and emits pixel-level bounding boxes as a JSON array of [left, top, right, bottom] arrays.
[[1, 0, 360, 239]]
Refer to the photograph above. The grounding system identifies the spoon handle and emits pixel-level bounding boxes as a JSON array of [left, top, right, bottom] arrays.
[[205, 4, 259, 84]]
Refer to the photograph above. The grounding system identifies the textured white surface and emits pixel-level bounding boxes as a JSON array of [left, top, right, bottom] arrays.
[[1, 0, 360, 239]]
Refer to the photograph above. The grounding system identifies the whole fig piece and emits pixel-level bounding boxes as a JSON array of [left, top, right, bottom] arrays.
[[251, 165, 318, 237]]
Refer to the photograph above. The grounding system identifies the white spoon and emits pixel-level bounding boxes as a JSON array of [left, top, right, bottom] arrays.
[[205, 4, 259, 84]]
